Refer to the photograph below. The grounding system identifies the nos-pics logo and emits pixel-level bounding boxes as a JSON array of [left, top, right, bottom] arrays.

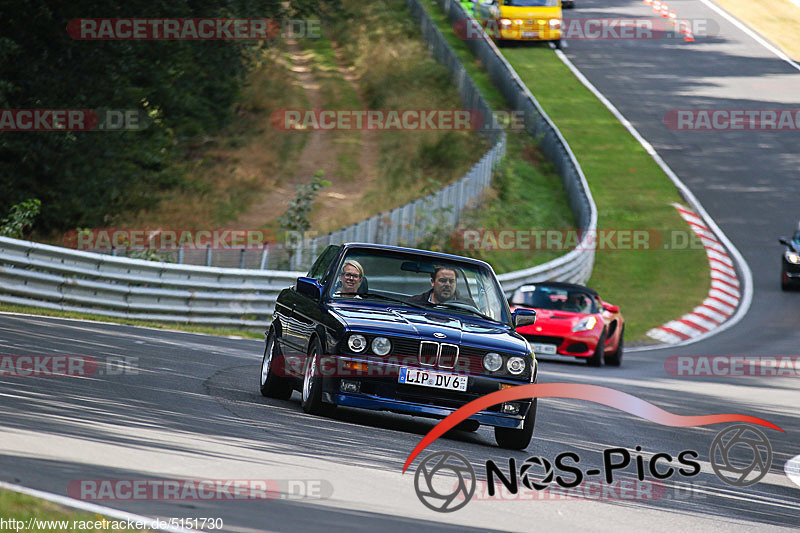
[[413, 426, 773, 512], [414, 451, 476, 512]]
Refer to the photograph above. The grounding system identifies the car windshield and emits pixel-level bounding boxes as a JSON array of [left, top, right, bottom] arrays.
[[793, 230, 800, 243], [327, 248, 511, 325], [503, 0, 559, 7], [511, 285, 597, 314]]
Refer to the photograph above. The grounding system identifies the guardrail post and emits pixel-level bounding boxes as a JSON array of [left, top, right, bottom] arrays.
[[178, 246, 184, 264], [260, 246, 269, 270], [239, 249, 246, 269], [205, 244, 211, 267]]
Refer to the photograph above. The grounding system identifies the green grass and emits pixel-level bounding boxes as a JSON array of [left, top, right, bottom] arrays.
[[0, 303, 263, 340], [422, 0, 711, 340], [419, 0, 577, 269], [0, 489, 151, 532]]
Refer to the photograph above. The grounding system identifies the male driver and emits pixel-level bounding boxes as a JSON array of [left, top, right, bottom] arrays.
[[409, 265, 458, 305]]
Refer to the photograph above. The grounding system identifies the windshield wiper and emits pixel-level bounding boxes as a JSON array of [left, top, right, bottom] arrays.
[[432, 302, 498, 323], [360, 292, 429, 310]]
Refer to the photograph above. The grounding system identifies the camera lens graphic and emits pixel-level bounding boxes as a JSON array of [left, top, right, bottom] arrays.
[[710, 425, 772, 487], [414, 451, 476, 512]]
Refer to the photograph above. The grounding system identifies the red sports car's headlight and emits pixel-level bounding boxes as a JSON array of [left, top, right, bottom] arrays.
[[572, 316, 597, 332]]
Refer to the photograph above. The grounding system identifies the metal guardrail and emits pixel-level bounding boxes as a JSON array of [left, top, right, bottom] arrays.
[[0, 237, 302, 328], [0, 0, 597, 327]]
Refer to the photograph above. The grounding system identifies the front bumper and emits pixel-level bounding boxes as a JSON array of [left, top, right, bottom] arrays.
[[327, 392, 525, 428], [521, 332, 600, 358], [498, 26, 561, 41], [318, 357, 533, 429]]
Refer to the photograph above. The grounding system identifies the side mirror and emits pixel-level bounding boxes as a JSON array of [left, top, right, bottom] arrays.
[[512, 308, 537, 328], [296, 277, 323, 302], [779, 237, 791, 246], [604, 304, 620, 313]]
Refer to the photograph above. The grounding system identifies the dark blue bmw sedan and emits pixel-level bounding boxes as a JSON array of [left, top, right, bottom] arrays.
[[259, 243, 538, 449]]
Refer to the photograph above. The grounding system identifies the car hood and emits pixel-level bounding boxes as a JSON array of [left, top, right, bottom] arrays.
[[329, 303, 529, 355]]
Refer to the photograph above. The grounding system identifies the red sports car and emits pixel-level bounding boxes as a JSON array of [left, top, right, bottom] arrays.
[[509, 281, 624, 366]]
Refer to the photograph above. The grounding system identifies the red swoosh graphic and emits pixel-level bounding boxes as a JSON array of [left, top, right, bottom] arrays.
[[402, 383, 783, 473]]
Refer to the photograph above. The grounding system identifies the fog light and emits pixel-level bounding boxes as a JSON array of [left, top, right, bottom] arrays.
[[499, 383, 514, 390], [502, 403, 519, 414], [340, 380, 360, 393]]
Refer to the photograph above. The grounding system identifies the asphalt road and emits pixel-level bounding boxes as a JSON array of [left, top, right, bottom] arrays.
[[2, 0, 800, 531]]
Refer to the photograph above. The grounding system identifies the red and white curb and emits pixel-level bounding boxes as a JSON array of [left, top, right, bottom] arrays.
[[646, 203, 741, 344]]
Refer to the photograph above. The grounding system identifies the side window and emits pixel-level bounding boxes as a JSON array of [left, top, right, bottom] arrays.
[[307, 245, 341, 282]]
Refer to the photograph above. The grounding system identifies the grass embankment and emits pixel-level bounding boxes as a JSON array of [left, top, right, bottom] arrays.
[[418, 0, 577, 270], [0, 489, 151, 532], [422, 0, 710, 340], [105, 0, 491, 238]]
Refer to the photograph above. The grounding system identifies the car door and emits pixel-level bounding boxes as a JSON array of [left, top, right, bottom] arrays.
[[282, 245, 341, 355]]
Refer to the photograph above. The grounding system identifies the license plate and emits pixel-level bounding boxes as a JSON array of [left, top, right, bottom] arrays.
[[398, 367, 468, 392], [531, 343, 557, 355], [522, 31, 538, 38]]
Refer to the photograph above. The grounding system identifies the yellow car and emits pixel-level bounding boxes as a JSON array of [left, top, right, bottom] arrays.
[[475, 0, 563, 46]]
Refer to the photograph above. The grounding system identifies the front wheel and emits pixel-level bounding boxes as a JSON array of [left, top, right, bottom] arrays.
[[495, 399, 537, 450], [587, 331, 606, 367], [301, 337, 329, 415], [260, 333, 292, 399], [604, 327, 623, 367]]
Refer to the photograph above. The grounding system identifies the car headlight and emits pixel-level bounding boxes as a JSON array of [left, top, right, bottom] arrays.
[[507, 356, 526, 375], [483, 352, 503, 372], [549, 18, 561, 28], [513, 19, 524, 25], [348, 334, 367, 353], [371, 336, 391, 356], [572, 316, 597, 332], [500, 18, 512, 26], [786, 251, 800, 264]]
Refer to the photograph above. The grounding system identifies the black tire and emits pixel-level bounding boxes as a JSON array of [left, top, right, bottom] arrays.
[[604, 327, 623, 367], [781, 271, 791, 291], [495, 399, 537, 450], [301, 337, 327, 415], [455, 419, 480, 432], [259, 332, 293, 399], [587, 331, 606, 367], [554, 39, 563, 49]]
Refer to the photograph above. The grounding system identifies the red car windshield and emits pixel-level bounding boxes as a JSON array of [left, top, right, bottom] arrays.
[[511, 286, 598, 314]]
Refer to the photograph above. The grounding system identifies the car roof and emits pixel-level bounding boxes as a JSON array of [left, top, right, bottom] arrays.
[[340, 242, 495, 270], [514, 281, 599, 297]]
